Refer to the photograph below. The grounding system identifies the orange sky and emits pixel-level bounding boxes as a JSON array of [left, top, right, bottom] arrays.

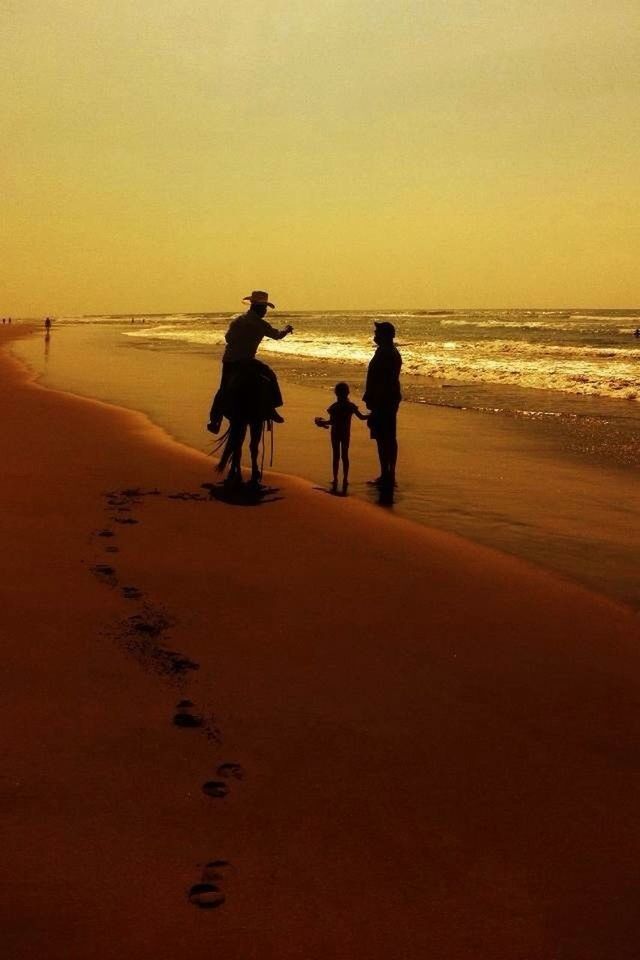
[[2, 1, 639, 315]]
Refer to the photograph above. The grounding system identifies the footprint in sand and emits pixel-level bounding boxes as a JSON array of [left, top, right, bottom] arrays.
[[97, 529, 115, 538], [128, 613, 169, 637], [113, 516, 139, 525], [163, 650, 199, 675], [202, 780, 229, 799], [90, 564, 117, 586], [120, 487, 160, 499], [121, 586, 142, 600], [217, 762, 244, 781], [188, 861, 230, 909], [117, 611, 199, 680], [173, 699, 203, 728], [105, 487, 160, 508], [105, 546, 119, 553], [188, 883, 224, 909]]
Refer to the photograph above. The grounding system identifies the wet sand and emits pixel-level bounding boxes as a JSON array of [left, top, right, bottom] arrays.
[[2, 325, 640, 960]]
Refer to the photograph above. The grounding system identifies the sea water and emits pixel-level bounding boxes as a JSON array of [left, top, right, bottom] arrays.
[[114, 307, 639, 467]]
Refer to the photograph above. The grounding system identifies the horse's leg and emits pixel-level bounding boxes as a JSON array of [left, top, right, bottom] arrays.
[[228, 420, 247, 483], [249, 420, 262, 484]]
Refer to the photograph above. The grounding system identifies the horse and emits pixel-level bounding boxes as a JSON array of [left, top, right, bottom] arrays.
[[214, 362, 274, 487]]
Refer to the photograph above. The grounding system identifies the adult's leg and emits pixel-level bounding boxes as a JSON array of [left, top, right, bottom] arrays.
[[388, 436, 398, 479], [376, 406, 398, 487], [386, 407, 399, 484], [208, 363, 234, 431], [254, 360, 284, 412], [366, 409, 384, 485], [377, 436, 397, 488], [375, 437, 388, 480]]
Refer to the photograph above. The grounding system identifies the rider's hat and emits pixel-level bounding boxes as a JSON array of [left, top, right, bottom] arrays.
[[242, 290, 275, 308]]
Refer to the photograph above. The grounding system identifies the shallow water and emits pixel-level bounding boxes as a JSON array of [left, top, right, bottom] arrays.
[[11, 322, 640, 610], [56, 308, 640, 470]]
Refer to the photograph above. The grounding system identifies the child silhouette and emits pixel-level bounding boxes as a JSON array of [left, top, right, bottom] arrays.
[[315, 382, 368, 494]]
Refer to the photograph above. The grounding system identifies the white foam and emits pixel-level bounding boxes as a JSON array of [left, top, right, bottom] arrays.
[[108, 311, 640, 403]]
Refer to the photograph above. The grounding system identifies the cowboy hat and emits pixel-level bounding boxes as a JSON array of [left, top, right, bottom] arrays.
[[242, 290, 275, 308]]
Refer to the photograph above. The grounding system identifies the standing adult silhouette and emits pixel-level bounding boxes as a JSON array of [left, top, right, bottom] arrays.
[[363, 321, 402, 492]]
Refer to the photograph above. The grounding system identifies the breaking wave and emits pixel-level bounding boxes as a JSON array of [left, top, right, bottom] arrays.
[[94, 308, 640, 403]]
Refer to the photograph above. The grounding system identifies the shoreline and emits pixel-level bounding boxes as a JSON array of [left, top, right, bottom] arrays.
[[0, 327, 575, 590], [3, 325, 640, 958], [10, 324, 640, 610]]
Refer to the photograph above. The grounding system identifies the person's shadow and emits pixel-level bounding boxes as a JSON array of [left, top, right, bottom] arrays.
[[201, 481, 283, 507], [362, 479, 397, 508], [376, 485, 395, 507]]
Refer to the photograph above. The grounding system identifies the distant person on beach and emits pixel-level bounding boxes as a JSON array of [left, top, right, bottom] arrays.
[[363, 321, 402, 491], [44, 317, 51, 332], [634, 328, 640, 338], [315, 382, 368, 494], [208, 290, 293, 434]]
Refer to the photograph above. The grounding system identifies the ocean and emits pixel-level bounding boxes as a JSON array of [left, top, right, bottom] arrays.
[[125, 307, 640, 399], [10, 309, 640, 608]]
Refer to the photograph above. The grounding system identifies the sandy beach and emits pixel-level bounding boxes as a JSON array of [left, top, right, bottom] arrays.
[[2, 324, 640, 959]]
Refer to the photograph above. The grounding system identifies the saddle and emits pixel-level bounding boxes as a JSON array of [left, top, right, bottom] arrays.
[[222, 361, 273, 423]]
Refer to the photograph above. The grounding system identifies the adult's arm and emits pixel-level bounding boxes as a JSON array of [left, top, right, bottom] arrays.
[[262, 320, 294, 340]]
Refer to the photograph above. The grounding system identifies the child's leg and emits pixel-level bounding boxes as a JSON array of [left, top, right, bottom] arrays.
[[331, 436, 340, 485], [341, 440, 350, 487]]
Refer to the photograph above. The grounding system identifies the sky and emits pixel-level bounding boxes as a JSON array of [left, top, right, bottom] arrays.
[[2, 0, 639, 314]]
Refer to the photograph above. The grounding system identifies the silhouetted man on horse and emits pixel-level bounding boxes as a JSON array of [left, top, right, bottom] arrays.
[[208, 290, 293, 434], [208, 290, 293, 486]]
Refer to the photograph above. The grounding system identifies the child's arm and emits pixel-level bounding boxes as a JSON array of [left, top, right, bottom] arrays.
[[353, 405, 369, 421], [314, 416, 331, 429]]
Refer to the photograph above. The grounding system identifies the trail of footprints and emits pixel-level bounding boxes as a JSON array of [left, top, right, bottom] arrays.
[[173, 696, 244, 909], [90, 487, 245, 912]]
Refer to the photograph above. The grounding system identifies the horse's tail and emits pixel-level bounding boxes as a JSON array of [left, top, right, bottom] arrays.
[[213, 427, 233, 474]]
